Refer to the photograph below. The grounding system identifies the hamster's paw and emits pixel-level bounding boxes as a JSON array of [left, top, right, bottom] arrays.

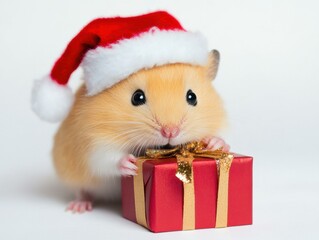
[[202, 136, 230, 152], [66, 200, 93, 213], [118, 154, 137, 176], [66, 190, 93, 213]]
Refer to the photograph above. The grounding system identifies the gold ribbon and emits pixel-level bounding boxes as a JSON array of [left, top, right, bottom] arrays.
[[133, 141, 233, 230]]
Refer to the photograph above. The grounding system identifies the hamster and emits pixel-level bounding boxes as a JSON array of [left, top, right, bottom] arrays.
[[53, 50, 230, 213]]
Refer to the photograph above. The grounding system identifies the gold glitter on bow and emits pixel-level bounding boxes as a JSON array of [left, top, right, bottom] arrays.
[[145, 141, 233, 184]]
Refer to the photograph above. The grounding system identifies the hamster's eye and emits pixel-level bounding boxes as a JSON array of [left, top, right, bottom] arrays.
[[186, 89, 197, 106], [131, 89, 146, 106]]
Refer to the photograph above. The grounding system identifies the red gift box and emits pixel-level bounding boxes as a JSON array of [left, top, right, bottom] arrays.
[[122, 153, 253, 232]]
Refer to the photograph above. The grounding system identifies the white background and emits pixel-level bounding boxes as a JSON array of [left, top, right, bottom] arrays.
[[1, 0, 319, 239]]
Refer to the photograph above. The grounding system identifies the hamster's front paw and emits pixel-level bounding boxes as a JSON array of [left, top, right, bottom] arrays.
[[202, 136, 230, 152], [118, 154, 138, 176]]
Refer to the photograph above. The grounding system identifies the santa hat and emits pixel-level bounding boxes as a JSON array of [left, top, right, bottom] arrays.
[[31, 11, 208, 122]]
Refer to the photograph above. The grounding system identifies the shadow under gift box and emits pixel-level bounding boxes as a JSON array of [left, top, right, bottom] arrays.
[[121, 154, 253, 233]]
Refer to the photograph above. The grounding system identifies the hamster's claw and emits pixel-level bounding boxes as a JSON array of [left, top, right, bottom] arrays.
[[119, 154, 138, 176], [66, 200, 93, 213], [202, 136, 230, 152], [66, 190, 93, 213]]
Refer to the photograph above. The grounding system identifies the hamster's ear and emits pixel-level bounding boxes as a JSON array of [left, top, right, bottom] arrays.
[[207, 50, 220, 81]]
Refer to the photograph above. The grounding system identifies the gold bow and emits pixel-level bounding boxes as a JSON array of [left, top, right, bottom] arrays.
[[145, 141, 233, 184], [133, 141, 234, 230]]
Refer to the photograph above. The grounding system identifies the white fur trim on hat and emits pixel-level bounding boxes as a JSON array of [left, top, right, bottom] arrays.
[[82, 29, 208, 96], [31, 76, 74, 122]]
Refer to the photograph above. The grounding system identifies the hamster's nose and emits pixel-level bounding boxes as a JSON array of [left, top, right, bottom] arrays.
[[161, 125, 180, 139]]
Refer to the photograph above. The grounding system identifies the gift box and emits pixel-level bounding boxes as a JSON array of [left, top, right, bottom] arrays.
[[121, 142, 253, 233]]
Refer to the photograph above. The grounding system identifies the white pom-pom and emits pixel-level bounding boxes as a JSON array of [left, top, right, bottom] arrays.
[[31, 76, 74, 122]]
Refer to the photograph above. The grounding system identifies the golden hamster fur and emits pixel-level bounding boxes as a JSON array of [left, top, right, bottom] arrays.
[[53, 51, 229, 212]]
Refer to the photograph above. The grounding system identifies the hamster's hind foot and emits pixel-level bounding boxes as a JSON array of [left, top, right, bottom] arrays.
[[66, 200, 92, 213], [66, 190, 93, 213]]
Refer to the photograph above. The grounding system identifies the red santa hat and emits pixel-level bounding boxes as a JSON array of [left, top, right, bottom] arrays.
[[31, 11, 208, 122]]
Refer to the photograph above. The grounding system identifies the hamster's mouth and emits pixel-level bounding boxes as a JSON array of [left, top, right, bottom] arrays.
[[132, 143, 184, 157], [133, 144, 174, 157], [159, 144, 175, 149]]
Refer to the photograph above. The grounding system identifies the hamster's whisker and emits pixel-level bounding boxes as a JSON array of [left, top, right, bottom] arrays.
[[142, 121, 161, 132], [130, 135, 147, 156], [139, 109, 161, 128], [139, 115, 158, 127], [136, 134, 151, 154], [93, 116, 159, 131], [102, 128, 143, 138], [101, 121, 145, 125], [137, 110, 161, 130], [117, 133, 144, 153], [89, 108, 146, 119], [150, 136, 161, 150], [122, 130, 154, 154], [94, 129, 145, 146], [119, 137, 140, 153], [130, 132, 158, 156], [135, 141, 144, 157]]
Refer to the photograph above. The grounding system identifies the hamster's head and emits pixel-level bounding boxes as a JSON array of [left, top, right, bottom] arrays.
[[85, 50, 225, 154]]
